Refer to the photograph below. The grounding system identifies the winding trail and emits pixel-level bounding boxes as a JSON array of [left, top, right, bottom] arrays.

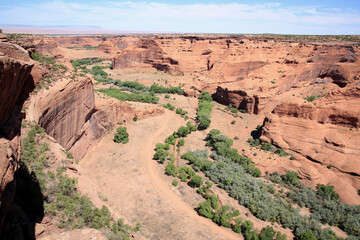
[[81, 111, 242, 240]]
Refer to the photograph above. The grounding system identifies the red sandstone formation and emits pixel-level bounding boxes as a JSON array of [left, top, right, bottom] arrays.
[[0, 39, 36, 230], [260, 87, 360, 204], [32, 78, 136, 159]]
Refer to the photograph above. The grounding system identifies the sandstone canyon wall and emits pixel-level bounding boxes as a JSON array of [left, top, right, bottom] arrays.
[[260, 87, 360, 204], [31, 78, 135, 160], [0, 39, 36, 230]]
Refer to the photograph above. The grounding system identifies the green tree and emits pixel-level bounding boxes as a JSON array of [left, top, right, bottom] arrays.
[[316, 184, 339, 201], [198, 200, 214, 219], [189, 175, 203, 188], [177, 126, 189, 137], [259, 226, 276, 240], [297, 231, 317, 240], [282, 171, 301, 187], [177, 139, 185, 147], [114, 127, 129, 144]]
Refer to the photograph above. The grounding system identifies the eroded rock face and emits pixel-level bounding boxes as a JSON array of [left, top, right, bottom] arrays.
[[213, 86, 258, 114], [38, 78, 95, 152], [33, 78, 137, 159], [260, 88, 360, 204], [0, 41, 36, 230]]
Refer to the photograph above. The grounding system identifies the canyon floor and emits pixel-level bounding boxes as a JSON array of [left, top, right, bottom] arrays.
[[1, 33, 359, 240]]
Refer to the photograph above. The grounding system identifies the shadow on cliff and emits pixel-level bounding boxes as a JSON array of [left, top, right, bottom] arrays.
[[0, 163, 44, 240]]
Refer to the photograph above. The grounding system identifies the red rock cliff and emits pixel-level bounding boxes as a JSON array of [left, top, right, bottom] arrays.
[[0, 41, 36, 230], [34, 78, 135, 159]]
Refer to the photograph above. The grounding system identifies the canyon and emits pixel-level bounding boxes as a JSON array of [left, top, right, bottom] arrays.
[[0, 33, 359, 239]]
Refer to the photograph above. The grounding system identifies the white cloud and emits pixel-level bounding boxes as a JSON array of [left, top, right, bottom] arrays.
[[0, 1, 359, 34]]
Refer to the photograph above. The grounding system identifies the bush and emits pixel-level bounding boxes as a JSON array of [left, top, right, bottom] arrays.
[[165, 134, 176, 145], [172, 180, 178, 187], [316, 184, 339, 201], [282, 171, 301, 187], [297, 231, 317, 240], [177, 126, 190, 137], [213, 206, 239, 228], [304, 96, 316, 102], [189, 175, 203, 188], [165, 94, 170, 98], [163, 103, 175, 111], [231, 120, 236, 124], [154, 149, 168, 163], [259, 226, 276, 240], [133, 115, 138, 121], [114, 127, 129, 144], [198, 200, 214, 219], [177, 139, 185, 147], [166, 161, 176, 176], [233, 217, 243, 233], [275, 148, 289, 157], [261, 142, 276, 152]]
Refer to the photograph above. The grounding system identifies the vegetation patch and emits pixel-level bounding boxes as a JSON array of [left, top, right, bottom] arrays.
[[97, 88, 159, 104], [31, 52, 55, 64], [197, 92, 213, 130], [114, 127, 129, 144], [20, 124, 139, 239]]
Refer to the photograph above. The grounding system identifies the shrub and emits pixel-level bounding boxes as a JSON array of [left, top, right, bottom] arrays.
[[133, 115, 138, 121], [213, 206, 239, 228], [165, 94, 170, 98], [248, 138, 261, 147], [231, 120, 236, 124], [177, 126, 190, 137], [198, 200, 214, 219], [189, 175, 203, 188], [297, 231, 317, 240], [259, 226, 276, 240], [114, 127, 129, 144], [275, 148, 289, 157], [304, 96, 316, 102], [261, 142, 275, 152], [172, 180, 178, 187], [177, 139, 185, 147], [316, 184, 339, 201], [165, 135, 176, 145], [282, 171, 301, 187], [165, 161, 176, 176], [163, 103, 175, 111], [233, 217, 243, 233], [154, 149, 168, 163]]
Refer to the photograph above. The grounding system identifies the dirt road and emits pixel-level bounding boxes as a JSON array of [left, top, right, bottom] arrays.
[[80, 110, 242, 240]]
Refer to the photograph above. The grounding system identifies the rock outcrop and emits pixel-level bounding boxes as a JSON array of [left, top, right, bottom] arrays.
[[260, 88, 360, 204], [0, 41, 36, 230], [31, 77, 136, 159], [213, 86, 259, 114]]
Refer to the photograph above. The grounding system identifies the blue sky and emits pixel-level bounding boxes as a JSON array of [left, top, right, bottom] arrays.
[[0, 0, 359, 34]]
